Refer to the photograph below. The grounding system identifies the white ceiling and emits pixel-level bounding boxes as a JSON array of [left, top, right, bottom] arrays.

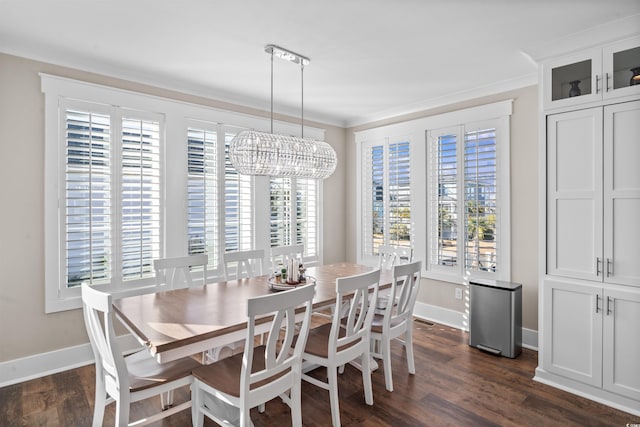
[[1, 1, 639, 127]]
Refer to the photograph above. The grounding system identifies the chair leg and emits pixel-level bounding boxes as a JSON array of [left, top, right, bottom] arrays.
[[382, 338, 394, 392], [240, 406, 251, 427], [114, 392, 130, 427], [191, 382, 204, 427], [361, 352, 374, 405], [161, 389, 174, 409], [92, 376, 106, 427], [327, 367, 341, 427], [405, 327, 416, 375], [290, 381, 303, 427]]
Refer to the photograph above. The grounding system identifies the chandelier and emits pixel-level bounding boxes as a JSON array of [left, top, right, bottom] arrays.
[[229, 45, 337, 179]]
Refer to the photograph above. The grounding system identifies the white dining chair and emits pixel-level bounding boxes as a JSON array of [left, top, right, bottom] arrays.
[[191, 282, 316, 427], [376, 245, 413, 310], [301, 268, 380, 427], [82, 283, 200, 427], [270, 244, 304, 273], [154, 254, 208, 290], [370, 260, 422, 392], [222, 249, 266, 280]]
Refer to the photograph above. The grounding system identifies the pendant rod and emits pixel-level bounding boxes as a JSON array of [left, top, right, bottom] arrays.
[[270, 49, 274, 134], [301, 62, 304, 139]]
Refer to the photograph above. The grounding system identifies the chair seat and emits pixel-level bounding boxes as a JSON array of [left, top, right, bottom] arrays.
[[192, 345, 287, 398], [370, 314, 406, 334], [304, 322, 358, 358], [126, 349, 201, 393]]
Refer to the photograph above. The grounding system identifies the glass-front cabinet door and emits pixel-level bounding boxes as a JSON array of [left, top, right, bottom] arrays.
[[543, 48, 602, 109], [603, 36, 640, 100], [543, 36, 640, 110]]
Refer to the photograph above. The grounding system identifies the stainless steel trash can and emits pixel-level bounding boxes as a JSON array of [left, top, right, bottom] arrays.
[[469, 279, 522, 358]]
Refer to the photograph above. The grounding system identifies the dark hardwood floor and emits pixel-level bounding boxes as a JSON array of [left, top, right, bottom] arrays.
[[1, 320, 637, 426]]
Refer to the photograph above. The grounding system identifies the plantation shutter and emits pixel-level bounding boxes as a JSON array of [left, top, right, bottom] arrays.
[[270, 177, 292, 247], [65, 109, 112, 288], [428, 129, 459, 269], [187, 126, 218, 268], [388, 141, 411, 248], [361, 139, 411, 259], [120, 115, 161, 281], [295, 178, 318, 258], [224, 132, 253, 252], [464, 126, 498, 272]]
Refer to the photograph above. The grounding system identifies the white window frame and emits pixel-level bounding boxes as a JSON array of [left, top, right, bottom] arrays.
[[43, 74, 324, 312], [355, 100, 511, 283]]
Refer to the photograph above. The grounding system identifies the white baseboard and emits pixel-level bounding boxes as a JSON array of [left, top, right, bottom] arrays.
[[413, 302, 539, 351], [0, 334, 140, 388]]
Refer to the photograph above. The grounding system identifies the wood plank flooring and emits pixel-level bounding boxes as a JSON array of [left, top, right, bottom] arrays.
[[1, 320, 637, 426]]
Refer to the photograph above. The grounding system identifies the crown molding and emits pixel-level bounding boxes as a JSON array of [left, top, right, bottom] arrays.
[[522, 14, 640, 63]]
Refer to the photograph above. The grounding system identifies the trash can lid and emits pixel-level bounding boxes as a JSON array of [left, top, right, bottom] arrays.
[[469, 278, 522, 291]]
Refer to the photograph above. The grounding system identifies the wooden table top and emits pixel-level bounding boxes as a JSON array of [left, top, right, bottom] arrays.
[[113, 262, 392, 362]]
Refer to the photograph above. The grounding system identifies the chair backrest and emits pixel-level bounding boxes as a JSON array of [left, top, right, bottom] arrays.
[[222, 249, 265, 280], [384, 260, 422, 326], [394, 246, 414, 264], [241, 282, 316, 403], [378, 244, 413, 269], [154, 254, 208, 290], [331, 269, 380, 357], [270, 244, 304, 273], [81, 283, 130, 396]]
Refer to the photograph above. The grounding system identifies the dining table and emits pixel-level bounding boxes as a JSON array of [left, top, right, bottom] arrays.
[[114, 262, 393, 364]]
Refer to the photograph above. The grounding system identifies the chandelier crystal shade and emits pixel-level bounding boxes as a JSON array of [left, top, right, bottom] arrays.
[[229, 44, 337, 180], [229, 130, 337, 179]]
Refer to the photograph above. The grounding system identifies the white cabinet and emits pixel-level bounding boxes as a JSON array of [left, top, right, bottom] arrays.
[[543, 36, 640, 110], [542, 279, 602, 386], [547, 100, 640, 287], [543, 279, 640, 401], [540, 35, 640, 414], [602, 287, 640, 401]]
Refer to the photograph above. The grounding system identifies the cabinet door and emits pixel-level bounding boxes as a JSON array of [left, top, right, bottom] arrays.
[[604, 101, 640, 286], [602, 287, 640, 400], [602, 36, 640, 100], [542, 279, 603, 386], [543, 48, 602, 110], [547, 109, 603, 280]]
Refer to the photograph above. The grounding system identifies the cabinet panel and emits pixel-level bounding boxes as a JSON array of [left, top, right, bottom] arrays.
[[543, 49, 601, 109], [543, 279, 602, 387], [604, 100, 640, 286], [603, 36, 640, 100], [547, 109, 603, 280], [603, 288, 640, 400]]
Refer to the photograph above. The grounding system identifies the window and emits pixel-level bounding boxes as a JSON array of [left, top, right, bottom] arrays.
[[427, 115, 510, 282], [187, 125, 254, 275], [360, 137, 412, 262], [356, 100, 511, 282], [62, 100, 162, 297], [270, 177, 319, 261], [43, 75, 324, 312]]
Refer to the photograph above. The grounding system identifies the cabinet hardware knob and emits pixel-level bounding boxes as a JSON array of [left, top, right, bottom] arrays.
[[606, 258, 613, 277], [606, 296, 612, 315], [596, 75, 601, 94], [596, 257, 601, 276], [605, 72, 611, 92], [596, 294, 600, 313]]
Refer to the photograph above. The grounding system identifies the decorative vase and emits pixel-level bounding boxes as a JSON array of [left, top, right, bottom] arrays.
[[630, 67, 640, 86], [568, 80, 581, 97]]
